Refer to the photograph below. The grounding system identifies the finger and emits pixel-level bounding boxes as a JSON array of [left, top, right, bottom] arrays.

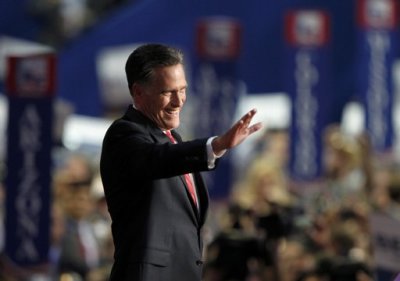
[[247, 122, 263, 134], [242, 108, 257, 121], [238, 109, 257, 127], [238, 108, 255, 121], [233, 119, 245, 131]]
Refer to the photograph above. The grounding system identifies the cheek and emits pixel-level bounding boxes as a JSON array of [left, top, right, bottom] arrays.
[[163, 96, 172, 107], [146, 96, 165, 111]]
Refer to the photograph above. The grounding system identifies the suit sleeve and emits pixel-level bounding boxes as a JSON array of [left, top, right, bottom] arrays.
[[101, 119, 216, 181]]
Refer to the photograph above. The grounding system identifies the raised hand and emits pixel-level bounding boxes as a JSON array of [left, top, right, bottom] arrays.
[[211, 108, 263, 156]]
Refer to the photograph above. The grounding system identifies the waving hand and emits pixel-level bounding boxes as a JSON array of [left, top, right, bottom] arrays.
[[212, 108, 263, 156]]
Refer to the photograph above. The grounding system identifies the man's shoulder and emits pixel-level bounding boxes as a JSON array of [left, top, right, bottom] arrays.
[[107, 106, 148, 131], [104, 109, 163, 144], [105, 116, 148, 138]]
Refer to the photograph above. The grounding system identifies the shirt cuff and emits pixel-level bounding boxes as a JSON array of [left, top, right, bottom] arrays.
[[206, 136, 226, 169]]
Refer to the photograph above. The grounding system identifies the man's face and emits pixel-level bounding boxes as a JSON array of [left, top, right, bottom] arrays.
[[135, 64, 187, 131]]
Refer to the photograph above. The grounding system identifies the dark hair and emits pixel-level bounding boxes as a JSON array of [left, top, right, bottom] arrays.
[[125, 43, 184, 92]]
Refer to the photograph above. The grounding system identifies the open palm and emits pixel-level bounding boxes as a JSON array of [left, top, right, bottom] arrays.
[[212, 109, 263, 155]]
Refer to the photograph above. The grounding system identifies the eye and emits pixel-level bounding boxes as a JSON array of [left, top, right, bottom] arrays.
[[161, 91, 172, 97], [178, 86, 187, 95]]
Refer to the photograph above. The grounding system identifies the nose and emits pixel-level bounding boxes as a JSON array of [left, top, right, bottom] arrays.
[[171, 91, 185, 107]]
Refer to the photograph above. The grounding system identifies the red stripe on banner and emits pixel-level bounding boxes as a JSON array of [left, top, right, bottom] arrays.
[[196, 17, 242, 60], [6, 53, 57, 98], [285, 10, 330, 47], [357, 0, 399, 29]]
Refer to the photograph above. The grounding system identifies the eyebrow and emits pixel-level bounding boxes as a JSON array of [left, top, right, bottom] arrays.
[[161, 85, 188, 92]]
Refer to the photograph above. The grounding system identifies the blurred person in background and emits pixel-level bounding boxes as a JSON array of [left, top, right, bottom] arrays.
[[48, 202, 66, 280], [258, 128, 289, 170], [231, 157, 293, 230], [368, 165, 400, 281], [310, 213, 373, 281], [373, 164, 400, 220], [328, 220, 372, 281], [369, 163, 392, 211], [294, 271, 322, 281], [27, 0, 93, 47], [276, 239, 317, 281], [51, 153, 112, 281], [86, 0, 130, 20], [27, 0, 129, 48], [99, 43, 262, 281], [229, 155, 295, 281], [355, 132, 374, 197], [53, 153, 95, 204], [233, 128, 289, 181], [204, 204, 272, 281], [88, 172, 114, 280], [308, 125, 369, 218], [57, 182, 99, 280]]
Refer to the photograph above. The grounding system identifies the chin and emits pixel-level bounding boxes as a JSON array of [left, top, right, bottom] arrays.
[[170, 122, 180, 129], [166, 118, 180, 129], [162, 123, 179, 130]]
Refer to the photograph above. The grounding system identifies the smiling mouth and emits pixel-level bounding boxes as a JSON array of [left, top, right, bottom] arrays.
[[165, 110, 179, 117]]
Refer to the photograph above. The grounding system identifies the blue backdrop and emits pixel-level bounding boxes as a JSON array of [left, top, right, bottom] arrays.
[[0, 0, 362, 122]]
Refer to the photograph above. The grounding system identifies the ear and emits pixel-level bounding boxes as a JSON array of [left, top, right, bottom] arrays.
[[132, 83, 143, 98], [132, 83, 144, 105]]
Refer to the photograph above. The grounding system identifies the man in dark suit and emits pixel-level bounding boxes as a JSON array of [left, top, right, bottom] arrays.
[[100, 43, 262, 281]]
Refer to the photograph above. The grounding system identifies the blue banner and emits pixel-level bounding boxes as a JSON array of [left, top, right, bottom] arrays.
[[356, 0, 398, 152], [284, 10, 333, 181], [357, 1, 399, 279], [193, 17, 242, 198], [5, 54, 55, 269]]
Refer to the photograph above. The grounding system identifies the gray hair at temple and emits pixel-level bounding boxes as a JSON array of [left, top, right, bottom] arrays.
[[125, 43, 184, 95]]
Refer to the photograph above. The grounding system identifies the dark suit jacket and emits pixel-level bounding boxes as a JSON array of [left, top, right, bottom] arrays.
[[100, 106, 216, 281]]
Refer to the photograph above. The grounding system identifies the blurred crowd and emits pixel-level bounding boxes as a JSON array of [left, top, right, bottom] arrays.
[[26, 0, 131, 48], [201, 125, 400, 281], [0, 123, 399, 280]]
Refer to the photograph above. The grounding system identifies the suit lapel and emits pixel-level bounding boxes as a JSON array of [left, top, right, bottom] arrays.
[[171, 130, 208, 225], [151, 125, 202, 225], [178, 174, 201, 219]]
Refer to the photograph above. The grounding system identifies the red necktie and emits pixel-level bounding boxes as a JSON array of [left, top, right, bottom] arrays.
[[165, 130, 198, 207]]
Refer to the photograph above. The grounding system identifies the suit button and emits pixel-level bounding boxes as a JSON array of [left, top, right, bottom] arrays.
[[196, 260, 203, 266]]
